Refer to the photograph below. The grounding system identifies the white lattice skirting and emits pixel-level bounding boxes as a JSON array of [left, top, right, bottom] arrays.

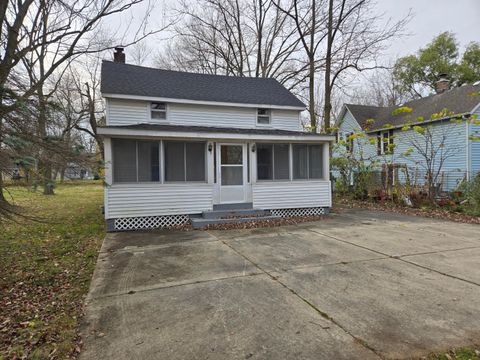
[[270, 207, 327, 218], [114, 215, 190, 231]]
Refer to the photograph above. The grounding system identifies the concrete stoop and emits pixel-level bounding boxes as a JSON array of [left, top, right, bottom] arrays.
[[190, 207, 281, 229]]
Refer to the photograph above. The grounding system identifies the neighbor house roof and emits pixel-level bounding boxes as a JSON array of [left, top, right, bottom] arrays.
[[97, 124, 335, 141], [101, 61, 306, 109], [342, 83, 480, 132]]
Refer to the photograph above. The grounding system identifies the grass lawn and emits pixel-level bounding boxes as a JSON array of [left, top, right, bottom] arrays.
[[0, 182, 104, 359]]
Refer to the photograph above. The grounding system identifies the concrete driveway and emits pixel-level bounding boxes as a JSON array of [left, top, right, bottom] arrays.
[[80, 209, 480, 360]]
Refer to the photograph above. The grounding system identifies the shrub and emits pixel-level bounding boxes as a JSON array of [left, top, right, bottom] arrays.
[[455, 174, 480, 215]]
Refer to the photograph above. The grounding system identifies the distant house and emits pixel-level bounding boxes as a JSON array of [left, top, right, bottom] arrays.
[[334, 78, 480, 191], [98, 48, 334, 231]]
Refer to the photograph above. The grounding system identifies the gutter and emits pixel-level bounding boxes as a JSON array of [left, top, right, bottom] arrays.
[[102, 93, 306, 112], [97, 127, 336, 142], [363, 112, 472, 134]]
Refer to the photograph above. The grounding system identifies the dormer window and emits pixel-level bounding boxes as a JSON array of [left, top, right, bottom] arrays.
[[257, 109, 271, 125], [151, 102, 167, 120]]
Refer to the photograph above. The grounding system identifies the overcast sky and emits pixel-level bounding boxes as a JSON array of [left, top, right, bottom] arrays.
[[376, 0, 480, 62], [110, 0, 480, 66]]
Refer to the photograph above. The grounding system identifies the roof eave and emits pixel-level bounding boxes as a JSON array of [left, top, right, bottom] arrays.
[[97, 126, 335, 142], [102, 92, 306, 111], [364, 112, 472, 133]]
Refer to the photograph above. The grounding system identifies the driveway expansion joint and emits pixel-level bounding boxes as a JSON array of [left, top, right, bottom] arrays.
[[207, 231, 384, 359], [308, 229, 480, 288], [88, 272, 264, 301]]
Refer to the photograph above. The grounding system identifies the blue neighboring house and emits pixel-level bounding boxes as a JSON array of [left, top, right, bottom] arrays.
[[334, 81, 480, 191]]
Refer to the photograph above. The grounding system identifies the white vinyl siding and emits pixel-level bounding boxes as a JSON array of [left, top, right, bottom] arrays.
[[252, 181, 331, 209], [106, 98, 302, 131], [105, 183, 213, 218], [107, 99, 148, 125]]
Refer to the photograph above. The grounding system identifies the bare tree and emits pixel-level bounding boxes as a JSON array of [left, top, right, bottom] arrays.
[[346, 68, 411, 107], [273, 0, 328, 131], [130, 41, 152, 66], [157, 0, 305, 88], [0, 0, 171, 210], [400, 118, 463, 204]]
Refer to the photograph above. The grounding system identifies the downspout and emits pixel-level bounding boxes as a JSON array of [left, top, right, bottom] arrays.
[[466, 118, 470, 181]]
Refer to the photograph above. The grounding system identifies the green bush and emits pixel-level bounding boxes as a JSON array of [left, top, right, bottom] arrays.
[[456, 174, 480, 215]]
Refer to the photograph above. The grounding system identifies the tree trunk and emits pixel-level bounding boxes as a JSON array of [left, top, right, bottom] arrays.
[[308, 0, 316, 131], [37, 88, 55, 195], [308, 55, 316, 130], [0, 104, 7, 205], [323, 0, 333, 133]]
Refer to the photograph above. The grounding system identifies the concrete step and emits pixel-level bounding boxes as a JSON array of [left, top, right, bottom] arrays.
[[190, 215, 281, 229], [202, 209, 271, 219], [213, 202, 253, 211]]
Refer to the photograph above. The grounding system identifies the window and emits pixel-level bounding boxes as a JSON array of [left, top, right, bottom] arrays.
[[151, 102, 167, 120], [377, 130, 394, 155], [256, 143, 290, 180], [293, 144, 323, 180], [345, 132, 354, 153], [221, 145, 243, 185], [112, 139, 159, 182], [164, 141, 206, 182], [257, 109, 271, 125]]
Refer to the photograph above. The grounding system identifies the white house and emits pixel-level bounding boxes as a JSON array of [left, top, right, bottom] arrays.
[[98, 48, 334, 231]]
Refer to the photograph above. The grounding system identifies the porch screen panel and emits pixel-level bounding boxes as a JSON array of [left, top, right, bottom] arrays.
[[274, 144, 290, 180], [293, 144, 308, 179], [113, 139, 137, 182], [186, 142, 205, 181], [164, 141, 185, 181], [257, 144, 273, 180], [137, 141, 160, 182], [308, 144, 323, 179]]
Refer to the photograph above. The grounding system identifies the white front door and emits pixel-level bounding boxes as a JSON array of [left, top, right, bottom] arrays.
[[218, 143, 247, 203]]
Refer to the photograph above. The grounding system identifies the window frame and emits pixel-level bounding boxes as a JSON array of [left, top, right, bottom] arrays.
[[150, 102, 168, 121], [255, 142, 324, 182], [292, 144, 324, 181], [163, 140, 207, 183], [345, 132, 354, 153], [377, 130, 394, 155], [256, 108, 271, 125], [112, 139, 161, 184], [256, 143, 291, 182]]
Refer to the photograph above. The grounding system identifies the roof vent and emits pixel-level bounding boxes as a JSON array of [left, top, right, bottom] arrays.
[[113, 47, 125, 63], [435, 73, 450, 94]]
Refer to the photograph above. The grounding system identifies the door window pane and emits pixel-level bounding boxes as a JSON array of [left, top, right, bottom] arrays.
[[257, 144, 273, 180], [308, 145, 323, 179], [186, 142, 205, 181], [138, 141, 160, 182], [274, 144, 290, 180], [113, 139, 137, 182], [293, 144, 308, 179], [164, 141, 185, 181], [221, 145, 242, 164], [221, 166, 243, 185]]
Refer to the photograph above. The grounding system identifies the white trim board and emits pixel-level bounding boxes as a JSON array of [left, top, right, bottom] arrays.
[[97, 127, 335, 142], [102, 93, 306, 111]]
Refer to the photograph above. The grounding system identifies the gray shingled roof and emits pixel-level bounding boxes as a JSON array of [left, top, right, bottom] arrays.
[[101, 61, 306, 108], [99, 123, 323, 137], [344, 83, 480, 131]]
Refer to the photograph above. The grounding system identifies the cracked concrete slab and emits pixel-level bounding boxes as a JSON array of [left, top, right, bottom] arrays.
[[80, 275, 379, 360], [310, 220, 478, 257], [224, 228, 385, 272], [402, 247, 480, 285], [81, 209, 480, 359], [100, 230, 218, 253], [88, 240, 260, 298], [277, 258, 480, 359]]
